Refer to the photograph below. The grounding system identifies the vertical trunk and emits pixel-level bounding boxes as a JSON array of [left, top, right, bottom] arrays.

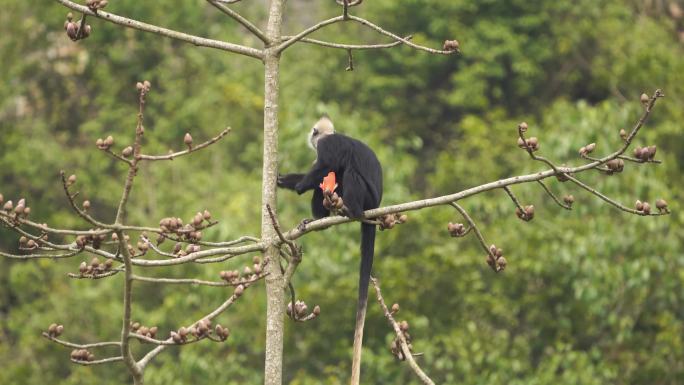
[[262, 1, 284, 385]]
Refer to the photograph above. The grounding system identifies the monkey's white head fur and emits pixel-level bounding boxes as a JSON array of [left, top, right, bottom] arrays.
[[308, 116, 335, 150]]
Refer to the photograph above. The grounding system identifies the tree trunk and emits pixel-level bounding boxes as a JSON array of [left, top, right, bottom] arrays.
[[262, 1, 284, 385]]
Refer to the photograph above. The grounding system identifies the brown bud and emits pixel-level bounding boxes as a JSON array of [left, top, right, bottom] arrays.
[[19, 236, 28, 245], [122, 146, 133, 157], [619, 128, 627, 140], [563, 195, 575, 205], [48, 323, 58, 335], [642, 202, 651, 215], [640, 93, 649, 105], [66, 12, 73, 21], [313, 305, 321, 316], [82, 25, 92, 38], [496, 256, 507, 271], [202, 210, 212, 220], [391, 303, 400, 313], [518, 122, 528, 132], [83, 200, 91, 210], [647, 145, 657, 160], [3, 200, 12, 211], [111, 232, 119, 241], [171, 331, 182, 343], [148, 326, 158, 338], [79, 261, 87, 273], [26, 239, 36, 248], [136, 82, 144, 91], [143, 80, 151, 89], [252, 255, 261, 265], [104, 259, 113, 270], [585, 143, 596, 153], [104, 135, 114, 148], [96, 138, 104, 148], [55, 324, 64, 336], [655, 199, 668, 211], [66, 22, 77, 39], [67, 174, 77, 186], [184, 133, 193, 147], [399, 320, 409, 332], [442, 39, 460, 52], [635, 200, 644, 211], [90, 257, 100, 268], [178, 326, 188, 338]]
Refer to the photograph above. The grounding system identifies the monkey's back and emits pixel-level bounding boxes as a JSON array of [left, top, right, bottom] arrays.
[[317, 134, 383, 209]]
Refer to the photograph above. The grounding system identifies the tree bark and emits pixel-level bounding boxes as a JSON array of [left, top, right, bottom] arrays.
[[262, 1, 284, 385]]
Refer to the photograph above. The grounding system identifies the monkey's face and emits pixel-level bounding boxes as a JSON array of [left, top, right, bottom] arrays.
[[308, 116, 335, 150]]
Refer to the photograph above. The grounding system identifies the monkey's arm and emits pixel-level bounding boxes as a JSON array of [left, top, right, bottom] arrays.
[[277, 173, 305, 190], [293, 161, 330, 195]]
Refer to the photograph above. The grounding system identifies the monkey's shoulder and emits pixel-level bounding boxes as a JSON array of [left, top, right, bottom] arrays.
[[318, 134, 377, 158]]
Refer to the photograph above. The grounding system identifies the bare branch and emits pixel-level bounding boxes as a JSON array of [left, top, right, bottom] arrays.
[[276, 16, 345, 53], [71, 356, 124, 366], [131, 273, 266, 287], [1, 249, 81, 260], [137, 127, 232, 161], [565, 175, 666, 216], [371, 277, 435, 385], [206, 1, 270, 44], [449, 202, 496, 262], [59, 171, 110, 228], [137, 282, 251, 369], [54, 0, 263, 60], [502, 186, 531, 220], [348, 16, 457, 55], [129, 241, 263, 266], [68, 269, 122, 280], [280, 35, 410, 50], [536, 180, 572, 210], [42, 332, 122, 349]]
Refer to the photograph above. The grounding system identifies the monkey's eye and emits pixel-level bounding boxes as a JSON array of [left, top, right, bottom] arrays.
[[312, 127, 319, 136]]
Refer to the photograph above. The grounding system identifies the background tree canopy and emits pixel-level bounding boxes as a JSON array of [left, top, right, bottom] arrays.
[[1, 0, 682, 384]]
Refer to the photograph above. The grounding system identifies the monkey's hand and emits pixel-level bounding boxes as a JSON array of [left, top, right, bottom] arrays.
[[277, 173, 305, 190]]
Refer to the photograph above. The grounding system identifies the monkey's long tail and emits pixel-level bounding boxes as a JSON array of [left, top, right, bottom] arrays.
[[350, 222, 375, 385]]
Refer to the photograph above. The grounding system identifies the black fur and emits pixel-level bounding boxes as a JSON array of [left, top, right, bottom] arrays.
[[278, 133, 383, 356]]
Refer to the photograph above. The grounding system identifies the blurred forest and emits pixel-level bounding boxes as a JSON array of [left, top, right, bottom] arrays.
[[1, 0, 683, 384]]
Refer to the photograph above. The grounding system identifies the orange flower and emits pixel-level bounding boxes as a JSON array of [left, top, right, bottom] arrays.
[[319, 172, 337, 193]]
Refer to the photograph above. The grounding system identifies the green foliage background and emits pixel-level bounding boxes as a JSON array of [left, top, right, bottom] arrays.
[[1, 0, 683, 384]]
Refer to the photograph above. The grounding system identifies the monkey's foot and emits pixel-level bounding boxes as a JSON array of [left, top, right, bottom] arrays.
[[297, 218, 314, 232]]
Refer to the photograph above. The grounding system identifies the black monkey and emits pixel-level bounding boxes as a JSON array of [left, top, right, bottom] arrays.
[[278, 116, 382, 384]]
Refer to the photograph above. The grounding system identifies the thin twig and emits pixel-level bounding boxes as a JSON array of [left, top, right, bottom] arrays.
[[206, 1, 270, 44], [348, 15, 457, 55], [71, 356, 124, 366], [137, 282, 252, 369], [59, 171, 109, 228], [68, 269, 122, 279], [54, 0, 263, 60], [536, 180, 572, 210], [370, 277, 435, 385], [137, 127, 231, 161], [449, 202, 494, 260], [280, 35, 410, 50], [131, 273, 267, 287], [1, 249, 81, 260], [565, 175, 666, 216], [42, 332, 122, 349], [502, 186, 531, 219]]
